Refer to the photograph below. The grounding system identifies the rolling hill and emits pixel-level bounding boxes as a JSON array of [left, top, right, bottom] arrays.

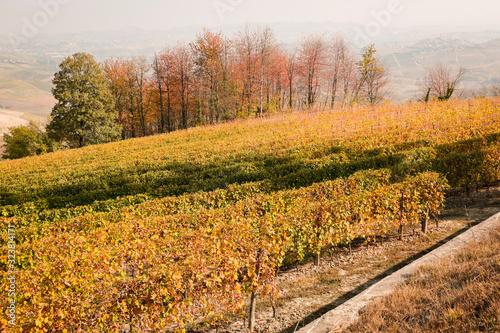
[[0, 98, 499, 331]]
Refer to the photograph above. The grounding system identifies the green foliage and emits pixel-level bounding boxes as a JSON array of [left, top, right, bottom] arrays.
[[357, 44, 379, 76], [394, 147, 437, 178], [47, 52, 122, 148], [438, 85, 455, 101], [424, 87, 431, 103], [355, 44, 388, 104], [1, 121, 57, 160]]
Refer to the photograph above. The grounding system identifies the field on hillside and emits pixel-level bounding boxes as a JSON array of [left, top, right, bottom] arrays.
[[0, 54, 56, 112], [1, 98, 500, 332], [0, 51, 55, 137]]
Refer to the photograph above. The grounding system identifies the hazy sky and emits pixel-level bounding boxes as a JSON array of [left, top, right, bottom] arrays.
[[0, 0, 499, 35]]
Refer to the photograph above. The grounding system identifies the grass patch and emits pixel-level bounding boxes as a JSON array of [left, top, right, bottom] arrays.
[[347, 226, 500, 333]]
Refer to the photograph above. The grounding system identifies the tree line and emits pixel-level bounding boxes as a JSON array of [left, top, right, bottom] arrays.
[[104, 28, 389, 139], [2, 25, 471, 159]]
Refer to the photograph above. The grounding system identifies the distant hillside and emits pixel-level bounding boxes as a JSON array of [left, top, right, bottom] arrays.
[[0, 51, 53, 135], [0, 108, 48, 138], [379, 36, 500, 100]]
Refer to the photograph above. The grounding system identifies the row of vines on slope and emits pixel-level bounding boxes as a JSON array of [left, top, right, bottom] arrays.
[[1, 171, 448, 332], [0, 98, 499, 210], [2, 131, 499, 221]]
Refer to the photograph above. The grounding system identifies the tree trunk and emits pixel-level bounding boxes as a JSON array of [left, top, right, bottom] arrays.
[[260, 64, 264, 118], [166, 86, 171, 133], [158, 80, 165, 134], [181, 71, 188, 130], [79, 120, 84, 147], [330, 78, 337, 109]]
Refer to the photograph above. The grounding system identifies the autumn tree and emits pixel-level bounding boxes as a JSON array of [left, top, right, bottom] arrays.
[[297, 33, 328, 108], [152, 53, 167, 133], [218, 38, 239, 121], [191, 29, 228, 124], [325, 34, 357, 108], [48, 52, 121, 148], [422, 62, 466, 101], [100, 31, 397, 137], [129, 57, 152, 136], [104, 58, 135, 139], [234, 25, 259, 115], [266, 48, 288, 112], [257, 26, 277, 117], [233, 25, 283, 116], [174, 43, 193, 129], [339, 51, 358, 108], [355, 44, 390, 105], [153, 50, 176, 133]]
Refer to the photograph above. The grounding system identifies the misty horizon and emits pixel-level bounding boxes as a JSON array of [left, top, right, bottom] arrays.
[[1, 0, 499, 37]]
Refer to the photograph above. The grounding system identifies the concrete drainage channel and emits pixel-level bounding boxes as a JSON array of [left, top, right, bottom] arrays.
[[293, 212, 500, 333]]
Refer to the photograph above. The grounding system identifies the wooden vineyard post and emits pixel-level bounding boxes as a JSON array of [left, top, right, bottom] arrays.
[[399, 190, 404, 241], [422, 215, 429, 234], [248, 291, 257, 332], [314, 251, 321, 266], [248, 249, 262, 332]]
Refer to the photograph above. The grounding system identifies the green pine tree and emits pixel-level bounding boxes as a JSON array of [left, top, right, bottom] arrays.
[[47, 52, 122, 148]]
